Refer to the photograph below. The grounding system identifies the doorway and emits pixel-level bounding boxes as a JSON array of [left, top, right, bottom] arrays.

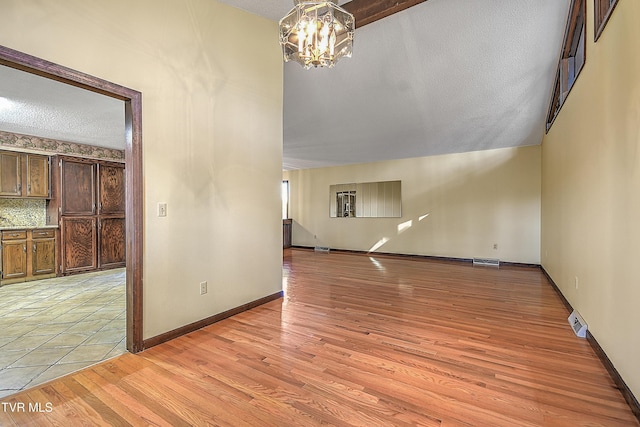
[[0, 46, 143, 361]]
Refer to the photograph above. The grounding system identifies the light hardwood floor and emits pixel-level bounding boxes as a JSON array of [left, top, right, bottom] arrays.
[[1, 248, 637, 426]]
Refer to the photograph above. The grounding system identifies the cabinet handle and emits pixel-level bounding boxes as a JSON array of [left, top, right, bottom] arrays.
[[33, 244, 36, 253], [23, 244, 26, 252], [10, 233, 20, 237]]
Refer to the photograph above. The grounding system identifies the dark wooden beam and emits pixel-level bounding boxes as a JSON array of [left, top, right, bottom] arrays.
[[343, 0, 430, 28]]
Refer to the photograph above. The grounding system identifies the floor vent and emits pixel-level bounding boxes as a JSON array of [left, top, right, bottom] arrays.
[[314, 246, 330, 253], [473, 258, 500, 268], [568, 310, 588, 338]]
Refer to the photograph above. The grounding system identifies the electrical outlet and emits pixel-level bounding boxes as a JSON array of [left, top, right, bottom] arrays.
[[493, 243, 498, 250], [200, 281, 208, 295]]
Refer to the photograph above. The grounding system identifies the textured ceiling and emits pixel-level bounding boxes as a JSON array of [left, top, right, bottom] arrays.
[[0, 0, 570, 169], [222, 0, 570, 170], [0, 65, 125, 150]]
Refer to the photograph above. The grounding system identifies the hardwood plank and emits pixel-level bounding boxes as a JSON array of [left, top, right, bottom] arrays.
[[2, 248, 638, 425]]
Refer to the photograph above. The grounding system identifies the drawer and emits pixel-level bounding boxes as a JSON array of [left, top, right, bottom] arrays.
[[31, 229, 55, 239], [1, 230, 27, 240]]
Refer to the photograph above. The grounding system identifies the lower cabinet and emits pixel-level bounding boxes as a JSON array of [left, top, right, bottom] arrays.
[[60, 217, 97, 274], [1, 228, 57, 286], [1, 231, 27, 281], [31, 228, 56, 275], [60, 216, 125, 275], [99, 217, 126, 269]]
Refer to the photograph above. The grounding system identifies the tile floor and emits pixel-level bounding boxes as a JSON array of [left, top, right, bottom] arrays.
[[0, 268, 126, 398]]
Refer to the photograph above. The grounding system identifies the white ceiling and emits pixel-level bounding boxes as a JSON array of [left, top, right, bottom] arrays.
[[0, 0, 570, 169], [0, 65, 125, 150], [221, 0, 571, 169]]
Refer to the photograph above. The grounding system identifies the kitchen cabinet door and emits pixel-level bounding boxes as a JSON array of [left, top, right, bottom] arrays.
[[98, 163, 125, 215], [61, 217, 97, 274], [99, 217, 125, 269], [25, 154, 50, 198], [61, 159, 96, 215], [0, 151, 22, 197], [32, 229, 56, 276], [2, 239, 27, 280]]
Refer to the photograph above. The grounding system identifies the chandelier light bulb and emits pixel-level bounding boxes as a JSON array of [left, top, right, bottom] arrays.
[[279, 0, 355, 69]]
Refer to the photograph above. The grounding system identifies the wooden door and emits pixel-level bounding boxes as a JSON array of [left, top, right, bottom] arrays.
[[0, 151, 22, 197], [98, 163, 125, 215], [1, 239, 27, 279], [98, 217, 125, 268], [32, 231, 56, 275], [26, 154, 50, 198], [61, 159, 95, 215], [61, 217, 97, 273]]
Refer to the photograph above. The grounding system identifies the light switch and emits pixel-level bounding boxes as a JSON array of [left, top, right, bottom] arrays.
[[158, 202, 167, 217]]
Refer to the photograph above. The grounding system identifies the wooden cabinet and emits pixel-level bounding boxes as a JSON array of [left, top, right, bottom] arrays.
[[1, 230, 27, 280], [25, 154, 50, 198], [31, 228, 56, 276], [0, 151, 22, 197], [52, 156, 125, 275], [1, 228, 57, 286], [60, 217, 97, 274], [98, 163, 125, 215], [0, 150, 50, 198], [61, 159, 96, 215], [99, 217, 125, 269]]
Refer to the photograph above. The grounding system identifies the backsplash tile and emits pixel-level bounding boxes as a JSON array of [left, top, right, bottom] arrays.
[[0, 199, 47, 227]]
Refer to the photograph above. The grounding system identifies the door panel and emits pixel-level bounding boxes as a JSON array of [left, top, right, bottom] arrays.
[[61, 160, 95, 215], [98, 163, 125, 215], [99, 217, 125, 268], [61, 217, 97, 273]]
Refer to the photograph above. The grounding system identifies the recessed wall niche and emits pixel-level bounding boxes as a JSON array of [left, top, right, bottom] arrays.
[[330, 180, 401, 218]]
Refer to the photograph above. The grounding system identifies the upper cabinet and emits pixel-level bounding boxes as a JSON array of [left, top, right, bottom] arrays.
[[58, 158, 124, 216], [0, 151, 21, 196], [25, 154, 50, 198], [0, 150, 50, 199], [98, 163, 125, 215], [60, 158, 96, 216]]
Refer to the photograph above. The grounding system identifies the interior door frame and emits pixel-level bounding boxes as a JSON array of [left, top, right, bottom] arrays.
[[0, 45, 144, 353]]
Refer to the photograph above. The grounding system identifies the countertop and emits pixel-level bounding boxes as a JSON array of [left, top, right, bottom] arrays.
[[0, 225, 59, 231]]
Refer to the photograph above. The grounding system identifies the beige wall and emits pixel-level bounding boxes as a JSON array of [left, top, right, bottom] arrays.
[[541, 0, 640, 397], [285, 145, 541, 264], [0, 0, 283, 339]]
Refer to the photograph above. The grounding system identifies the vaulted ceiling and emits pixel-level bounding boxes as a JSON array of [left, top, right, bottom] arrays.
[[220, 0, 571, 169], [0, 0, 571, 170]]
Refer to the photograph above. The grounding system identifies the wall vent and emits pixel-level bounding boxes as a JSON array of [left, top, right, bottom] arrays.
[[473, 258, 500, 268], [314, 246, 330, 253], [568, 310, 588, 338]]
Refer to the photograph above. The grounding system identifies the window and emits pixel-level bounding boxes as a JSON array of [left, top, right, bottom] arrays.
[[282, 180, 289, 220], [546, 0, 586, 131], [594, 0, 619, 41]]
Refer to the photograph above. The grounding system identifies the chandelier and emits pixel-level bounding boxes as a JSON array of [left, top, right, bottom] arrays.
[[279, 0, 355, 69]]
